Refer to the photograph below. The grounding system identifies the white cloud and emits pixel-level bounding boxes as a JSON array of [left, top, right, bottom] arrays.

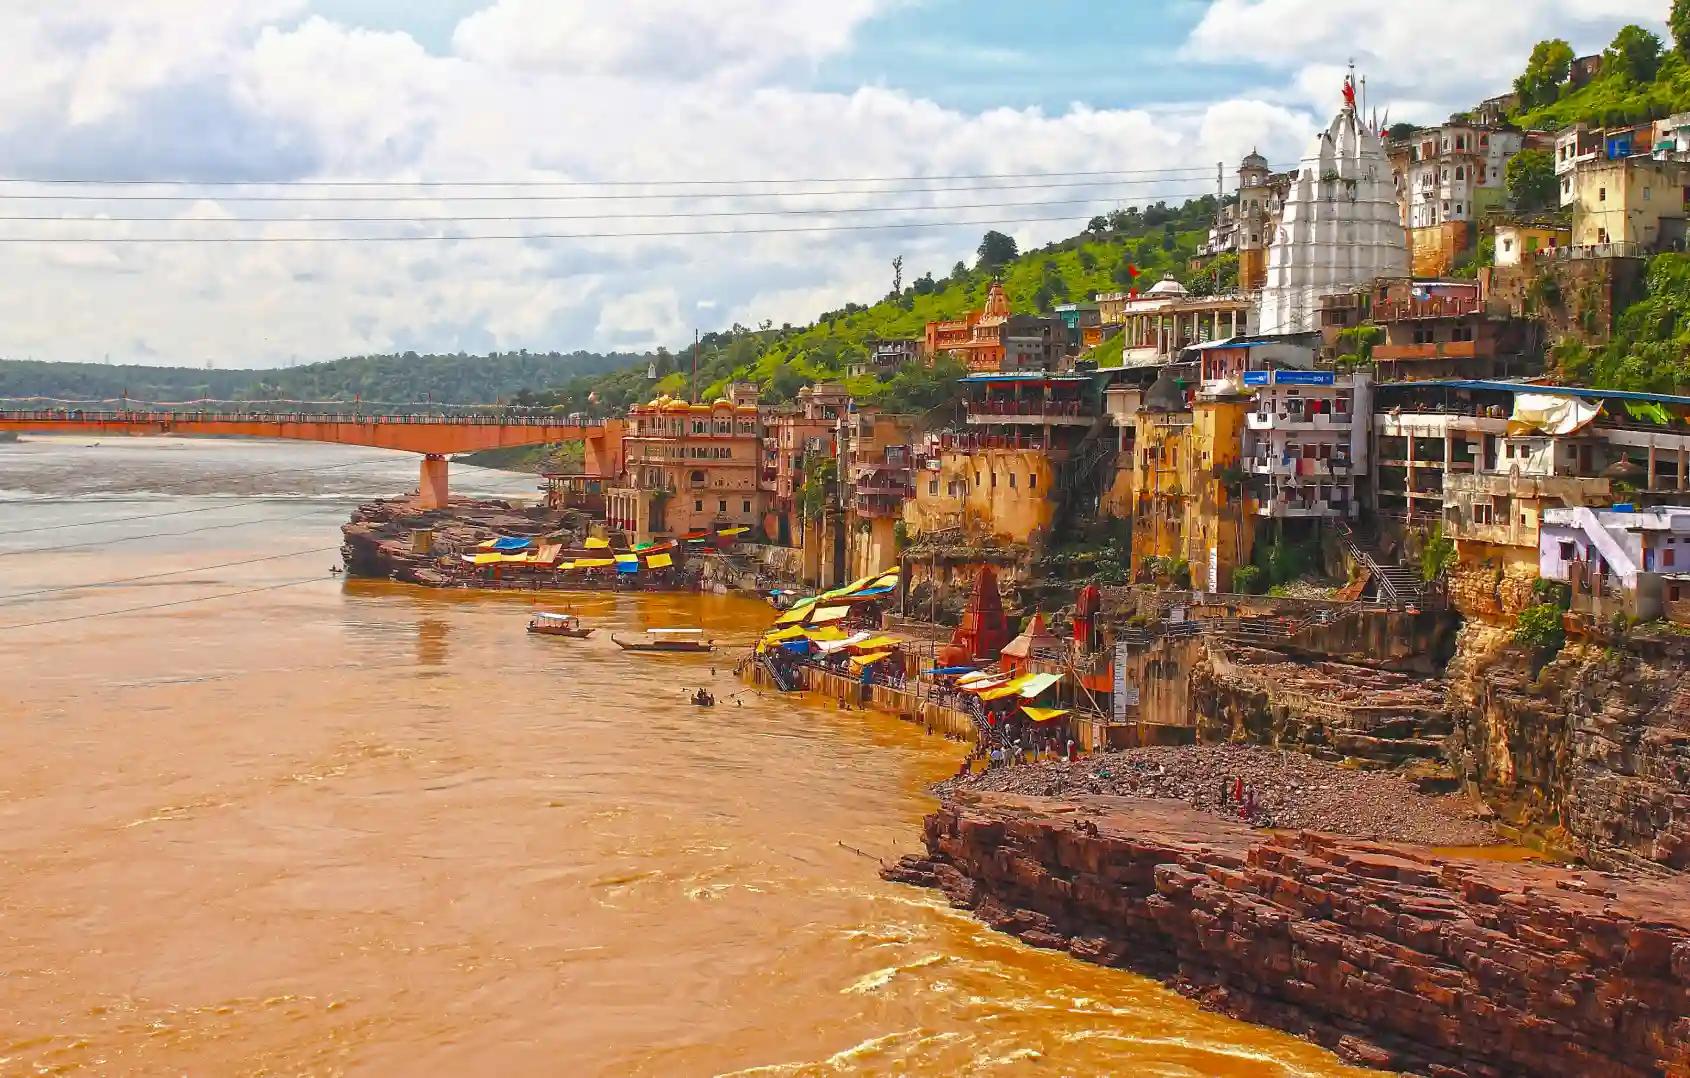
[[452, 0, 893, 81], [0, 1, 1675, 366], [1187, 0, 1671, 120]]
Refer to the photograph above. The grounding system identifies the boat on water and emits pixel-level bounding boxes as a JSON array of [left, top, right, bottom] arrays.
[[527, 611, 594, 638], [611, 627, 715, 653]]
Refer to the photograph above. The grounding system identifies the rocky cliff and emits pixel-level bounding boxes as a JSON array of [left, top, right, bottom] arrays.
[[887, 793, 1690, 1077], [1444, 562, 1690, 871]]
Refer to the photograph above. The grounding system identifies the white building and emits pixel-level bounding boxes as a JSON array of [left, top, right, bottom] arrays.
[[1258, 84, 1410, 336], [1540, 505, 1690, 620], [1400, 123, 1523, 230], [1242, 369, 1372, 520]]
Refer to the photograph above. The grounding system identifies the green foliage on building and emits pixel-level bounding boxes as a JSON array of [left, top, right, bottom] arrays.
[[1514, 603, 1568, 652], [1553, 253, 1690, 393]]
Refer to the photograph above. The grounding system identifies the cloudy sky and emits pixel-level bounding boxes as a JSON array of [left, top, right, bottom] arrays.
[[0, 0, 1668, 367]]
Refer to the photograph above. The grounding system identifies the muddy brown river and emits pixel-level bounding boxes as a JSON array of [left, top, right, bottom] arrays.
[[0, 437, 1374, 1075]]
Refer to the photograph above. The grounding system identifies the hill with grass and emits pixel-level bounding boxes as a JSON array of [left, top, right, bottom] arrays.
[[1513, 25, 1690, 130], [525, 197, 1224, 417]]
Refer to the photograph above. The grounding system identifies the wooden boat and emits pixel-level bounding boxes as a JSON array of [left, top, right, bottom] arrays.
[[611, 627, 715, 653], [527, 611, 594, 638]]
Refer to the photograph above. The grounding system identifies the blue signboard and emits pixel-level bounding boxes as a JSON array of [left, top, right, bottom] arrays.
[[1274, 370, 1336, 386], [1241, 371, 1271, 386]]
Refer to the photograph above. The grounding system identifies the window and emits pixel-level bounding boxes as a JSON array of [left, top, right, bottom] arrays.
[[694, 500, 703, 512], [718, 499, 727, 512], [742, 500, 751, 514], [929, 479, 939, 495], [1009, 473, 1017, 489], [1667, 548, 1678, 568], [991, 472, 997, 488], [1599, 187, 1607, 202], [1560, 541, 1577, 561], [1455, 166, 1465, 181], [1029, 473, 1038, 490]]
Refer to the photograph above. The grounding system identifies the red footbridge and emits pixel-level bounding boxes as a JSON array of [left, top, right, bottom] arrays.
[[0, 408, 626, 508]]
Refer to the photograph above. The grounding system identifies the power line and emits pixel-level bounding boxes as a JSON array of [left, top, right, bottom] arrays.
[[0, 210, 1129, 244], [0, 576, 329, 632], [0, 177, 1215, 203], [0, 545, 338, 604], [0, 167, 1221, 189], [0, 191, 1214, 225]]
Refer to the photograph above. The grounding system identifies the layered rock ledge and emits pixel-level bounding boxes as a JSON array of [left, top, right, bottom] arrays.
[[884, 793, 1690, 1077]]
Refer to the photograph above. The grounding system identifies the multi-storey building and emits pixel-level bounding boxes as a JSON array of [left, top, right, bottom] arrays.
[[924, 279, 1011, 371], [906, 372, 1106, 544], [605, 383, 764, 544], [1569, 155, 1690, 251], [1554, 124, 1605, 207], [1198, 151, 1295, 290], [1125, 369, 1257, 593], [1389, 122, 1526, 276], [1240, 367, 1371, 523], [1540, 506, 1690, 623], [763, 382, 847, 544], [1053, 302, 1103, 354], [843, 408, 916, 579], [1001, 314, 1069, 372], [1369, 278, 1530, 381], [1373, 381, 1690, 579]]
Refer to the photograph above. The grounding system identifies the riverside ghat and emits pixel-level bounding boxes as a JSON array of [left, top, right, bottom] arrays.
[[741, 564, 1690, 1077]]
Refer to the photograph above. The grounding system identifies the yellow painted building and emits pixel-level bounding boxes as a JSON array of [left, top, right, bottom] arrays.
[[906, 447, 1058, 544], [1127, 388, 1256, 592], [1570, 158, 1690, 249]]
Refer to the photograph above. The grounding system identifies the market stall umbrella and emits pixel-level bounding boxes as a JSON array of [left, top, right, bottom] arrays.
[[849, 650, 893, 668], [646, 552, 674, 569]]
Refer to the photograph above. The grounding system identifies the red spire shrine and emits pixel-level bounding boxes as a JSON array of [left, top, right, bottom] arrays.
[[940, 565, 1013, 666]]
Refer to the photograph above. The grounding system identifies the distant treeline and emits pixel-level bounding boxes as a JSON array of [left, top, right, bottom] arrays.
[[0, 350, 651, 407]]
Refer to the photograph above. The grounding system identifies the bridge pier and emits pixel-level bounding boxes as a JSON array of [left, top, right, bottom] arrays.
[[418, 454, 449, 509]]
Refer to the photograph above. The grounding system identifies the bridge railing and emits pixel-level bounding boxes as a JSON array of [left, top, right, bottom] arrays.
[[0, 408, 611, 428]]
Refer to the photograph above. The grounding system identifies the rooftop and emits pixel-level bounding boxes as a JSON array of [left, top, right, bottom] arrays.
[[1384, 380, 1690, 409]]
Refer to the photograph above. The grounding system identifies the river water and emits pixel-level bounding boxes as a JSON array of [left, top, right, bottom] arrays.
[[0, 437, 1374, 1076]]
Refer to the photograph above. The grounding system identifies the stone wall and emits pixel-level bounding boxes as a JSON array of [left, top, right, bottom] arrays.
[[887, 793, 1690, 1077], [1486, 256, 1646, 347]]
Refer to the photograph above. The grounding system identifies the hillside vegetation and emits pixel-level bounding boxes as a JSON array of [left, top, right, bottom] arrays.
[[531, 198, 1222, 416], [0, 350, 645, 407], [1514, 24, 1690, 129], [1553, 253, 1690, 393]]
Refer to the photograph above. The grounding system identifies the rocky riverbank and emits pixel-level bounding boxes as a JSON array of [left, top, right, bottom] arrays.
[[885, 792, 1690, 1077], [340, 496, 584, 584], [939, 744, 1496, 847]]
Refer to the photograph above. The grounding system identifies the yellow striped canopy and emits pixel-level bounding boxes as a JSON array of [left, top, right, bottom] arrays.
[[1017, 672, 1065, 699], [979, 674, 1038, 701], [848, 635, 903, 653], [807, 605, 852, 625]]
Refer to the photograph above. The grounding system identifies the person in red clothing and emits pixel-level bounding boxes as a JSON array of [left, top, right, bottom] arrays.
[[1233, 776, 1244, 804]]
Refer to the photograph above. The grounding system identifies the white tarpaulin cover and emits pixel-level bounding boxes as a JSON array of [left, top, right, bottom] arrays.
[[1508, 393, 1603, 437]]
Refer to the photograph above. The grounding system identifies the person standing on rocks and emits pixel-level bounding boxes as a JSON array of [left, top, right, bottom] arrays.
[[1220, 778, 1230, 806]]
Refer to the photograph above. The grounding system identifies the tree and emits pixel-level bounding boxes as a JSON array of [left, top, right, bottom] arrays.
[[1087, 215, 1109, 233], [1513, 38, 1575, 109], [1386, 122, 1418, 143], [912, 271, 937, 295], [1605, 25, 1664, 85], [949, 260, 968, 282], [1674, 0, 1690, 59], [1106, 208, 1134, 231], [976, 230, 1019, 271], [1160, 223, 1177, 252], [1505, 148, 1557, 212], [1076, 248, 1097, 271]]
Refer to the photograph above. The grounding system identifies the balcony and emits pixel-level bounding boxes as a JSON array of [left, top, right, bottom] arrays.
[[1374, 340, 1481, 362], [1246, 410, 1353, 431], [965, 400, 1096, 427]]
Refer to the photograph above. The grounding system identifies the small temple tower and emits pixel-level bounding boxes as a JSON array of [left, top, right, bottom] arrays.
[[1257, 74, 1408, 336]]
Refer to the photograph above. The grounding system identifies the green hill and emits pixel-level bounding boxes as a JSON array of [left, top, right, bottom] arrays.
[[0, 350, 646, 407], [526, 198, 1222, 416]]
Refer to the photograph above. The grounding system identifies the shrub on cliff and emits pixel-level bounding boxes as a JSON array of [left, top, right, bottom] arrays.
[[1514, 603, 1567, 652], [1232, 565, 1263, 594]]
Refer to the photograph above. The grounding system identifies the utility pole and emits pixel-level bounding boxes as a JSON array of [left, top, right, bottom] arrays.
[[1216, 161, 1225, 229]]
